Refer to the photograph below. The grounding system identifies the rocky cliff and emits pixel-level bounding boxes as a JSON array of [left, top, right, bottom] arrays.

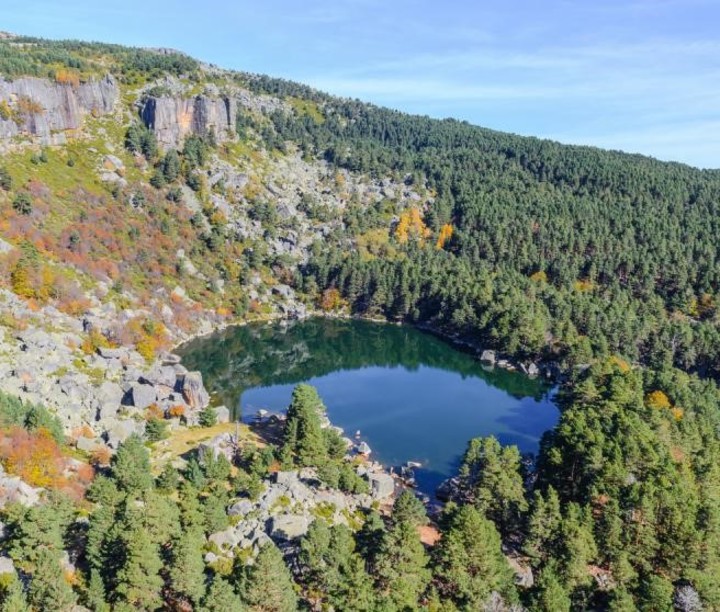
[[141, 94, 236, 149], [0, 74, 118, 143]]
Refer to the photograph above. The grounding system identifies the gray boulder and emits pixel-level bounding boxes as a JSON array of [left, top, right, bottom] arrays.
[[480, 350, 496, 365], [0, 556, 15, 576], [127, 383, 157, 410], [76, 436, 101, 453], [215, 405, 230, 424], [368, 473, 395, 499], [180, 371, 210, 409], [270, 514, 311, 540], [228, 499, 254, 517], [105, 419, 145, 448]]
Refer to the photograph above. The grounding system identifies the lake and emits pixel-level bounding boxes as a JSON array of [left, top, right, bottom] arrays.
[[177, 318, 559, 496]]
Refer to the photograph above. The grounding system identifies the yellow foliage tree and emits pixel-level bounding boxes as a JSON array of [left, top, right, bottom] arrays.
[[646, 390, 671, 410], [530, 270, 548, 283], [435, 224, 454, 250], [395, 207, 430, 244]]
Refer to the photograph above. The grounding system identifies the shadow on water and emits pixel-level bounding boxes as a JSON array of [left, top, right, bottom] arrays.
[[177, 318, 559, 497]]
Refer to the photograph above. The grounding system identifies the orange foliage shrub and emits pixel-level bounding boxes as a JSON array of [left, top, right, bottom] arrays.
[[146, 404, 164, 420], [55, 69, 81, 88], [320, 288, 344, 312], [167, 405, 185, 418], [90, 447, 112, 467], [0, 427, 63, 488], [15, 96, 44, 116]]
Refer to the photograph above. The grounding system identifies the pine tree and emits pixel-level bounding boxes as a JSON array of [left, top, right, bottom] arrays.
[[433, 505, 516, 608], [27, 547, 76, 611], [375, 519, 430, 610], [300, 522, 375, 611], [170, 526, 207, 606], [203, 576, 244, 611], [529, 566, 570, 612], [391, 491, 428, 528], [1, 578, 29, 612], [559, 503, 598, 590], [156, 462, 179, 493], [458, 436, 528, 534], [523, 486, 562, 565], [282, 384, 328, 467], [356, 510, 386, 573], [115, 527, 164, 610], [84, 568, 110, 612], [111, 434, 153, 496], [241, 543, 297, 612]]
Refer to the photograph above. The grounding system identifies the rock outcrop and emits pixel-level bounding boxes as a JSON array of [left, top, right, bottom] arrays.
[[141, 94, 236, 149], [0, 75, 118, 143]]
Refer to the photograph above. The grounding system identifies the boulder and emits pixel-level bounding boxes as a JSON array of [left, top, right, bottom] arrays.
[[0, 238, 14, 254], [527, 362, 540, 378], [97, 346, 128, 360], [228, 499, 254, 517], [0, 475, 40, 507], [76, 436, 101, 453], [180, 371, 210, 409], [368, 472, 395, 499], [127, 383, 157, 410], [674, 583, 702, 612], [0, 556, 15, 576], [480, 350, 496, 365], [105, 419, 144, 449], [270, 514, 311, 540], [140, 365, 177, 388], [215, 405, 230, 424], [209, 527, 240, 551]]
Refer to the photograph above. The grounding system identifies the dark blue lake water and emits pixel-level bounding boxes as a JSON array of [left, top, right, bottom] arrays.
[[178, 318, 559, 495]]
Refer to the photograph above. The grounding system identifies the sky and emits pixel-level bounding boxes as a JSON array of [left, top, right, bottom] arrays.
[[3, 0, 719, 168]]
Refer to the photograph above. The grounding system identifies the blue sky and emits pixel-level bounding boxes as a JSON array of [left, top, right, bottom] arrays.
[[3, 0, 719, 168]]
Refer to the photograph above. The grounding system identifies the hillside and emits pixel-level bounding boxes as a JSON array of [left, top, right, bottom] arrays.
[[0, 34, 718, 611]]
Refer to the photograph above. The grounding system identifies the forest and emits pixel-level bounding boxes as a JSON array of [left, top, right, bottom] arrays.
[[0, 367, 717, 610]]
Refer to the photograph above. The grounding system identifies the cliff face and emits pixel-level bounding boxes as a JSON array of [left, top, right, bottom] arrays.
[[0, 75, 119, 142], [141, 94, 236, 149]]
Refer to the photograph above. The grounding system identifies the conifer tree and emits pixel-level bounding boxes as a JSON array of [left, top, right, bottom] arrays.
[[458, 436, 528, 534], [115, 527, 164, 610], [241, 543, 297, 612], [203, 576, 244, 611], [433, 505, 516, 609], [170, 526, 207, 607], [27, 547, 76, 611], [1, 578, 29, 612], [282, 384, 328, 467], [375, 519, 430, 610], [111, 435, 153, 496], [529, 566, 571, 612]]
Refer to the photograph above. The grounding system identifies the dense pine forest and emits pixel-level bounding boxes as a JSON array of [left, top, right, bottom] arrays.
[[0, 35, 717, 610]]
